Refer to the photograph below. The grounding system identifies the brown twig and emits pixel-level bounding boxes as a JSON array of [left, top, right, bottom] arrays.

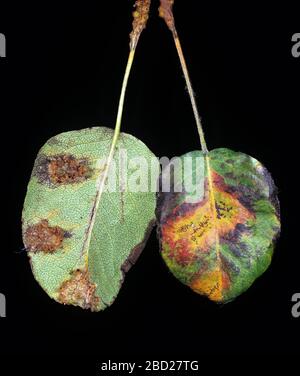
[[159, 0, 176, 36], [130, 0, 152, 50]]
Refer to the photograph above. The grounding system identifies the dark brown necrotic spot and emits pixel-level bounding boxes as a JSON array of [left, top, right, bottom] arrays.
[[58, 269, 100, 312], [33, 154, 93, 186], [24, 219, 68, 253]]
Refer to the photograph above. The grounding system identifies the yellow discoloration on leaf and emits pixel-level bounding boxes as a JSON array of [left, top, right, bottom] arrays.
[[163, 171, 254, 254], [190, 267, 230, 301], [158, 148, 280, 303], [46, 209, 61, 220], [161, 165, 254, 301]]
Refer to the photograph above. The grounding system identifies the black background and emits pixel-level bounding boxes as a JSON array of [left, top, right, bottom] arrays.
[[0, 0, 299, 370]]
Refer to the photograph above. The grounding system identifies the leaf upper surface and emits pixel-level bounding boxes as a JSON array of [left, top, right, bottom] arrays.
[[156, 148, 281, 303]]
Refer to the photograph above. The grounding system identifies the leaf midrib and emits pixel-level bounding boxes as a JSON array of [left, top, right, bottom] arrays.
[[205, 154, 223, 298]]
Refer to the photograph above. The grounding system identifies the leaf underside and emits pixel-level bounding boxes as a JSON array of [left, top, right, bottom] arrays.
[[156, 148, 281, 303], [22, 127, 158, 311]]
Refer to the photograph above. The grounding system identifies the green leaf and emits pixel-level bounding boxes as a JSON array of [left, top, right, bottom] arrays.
[[22, 127, 158, 311], [156, 148, 280, 303]]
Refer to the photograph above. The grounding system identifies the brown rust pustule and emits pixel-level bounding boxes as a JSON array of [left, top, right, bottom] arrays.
[[34, 154, 93, 186], [58, 269, 100, 311], [48, 154, 91, 184], [24, 219, 67, 253]]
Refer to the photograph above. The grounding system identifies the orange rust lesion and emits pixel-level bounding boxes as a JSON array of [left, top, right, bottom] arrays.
[[57, 269, 100, 311], [47, 154, 91, 185], [24, 219, 67, 253]]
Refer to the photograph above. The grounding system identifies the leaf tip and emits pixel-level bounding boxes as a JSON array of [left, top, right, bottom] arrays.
[[57, 269, 101, 312]]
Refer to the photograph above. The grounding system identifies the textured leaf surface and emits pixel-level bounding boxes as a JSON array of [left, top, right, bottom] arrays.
[[157, 148, 280, 303], [22, 127, 158, 311]]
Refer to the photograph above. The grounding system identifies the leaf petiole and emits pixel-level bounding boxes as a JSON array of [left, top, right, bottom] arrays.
[[82, 1, 151, 265], [159, 0, 208, 154]]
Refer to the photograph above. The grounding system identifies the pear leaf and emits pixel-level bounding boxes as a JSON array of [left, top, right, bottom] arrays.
[[22, 127, 158, 311], [156, 148, 281, 303]]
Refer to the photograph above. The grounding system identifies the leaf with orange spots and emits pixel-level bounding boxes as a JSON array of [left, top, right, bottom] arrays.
[[22, 127, 158, 311], [156, 148, 280, 303]]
